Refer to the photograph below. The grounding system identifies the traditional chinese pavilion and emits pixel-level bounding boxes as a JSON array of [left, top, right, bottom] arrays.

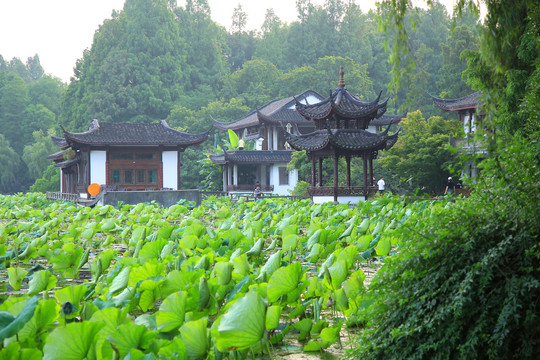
[[48, 120, 209, 197], [285, 66, 400, 203], [210, 90, 325, 195], [431, 91, 485, 180]]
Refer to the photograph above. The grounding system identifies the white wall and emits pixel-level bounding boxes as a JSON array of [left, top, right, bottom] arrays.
[[162, 151, 178, 189], [270, 164, 298, 195], [90, 150, 106, 185]]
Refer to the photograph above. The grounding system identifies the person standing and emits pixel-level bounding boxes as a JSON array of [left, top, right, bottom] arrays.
[[377, 176, 385, 194], [444, 177, 455, 196]]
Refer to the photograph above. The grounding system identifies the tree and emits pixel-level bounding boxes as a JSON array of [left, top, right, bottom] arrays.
[[22, 130, 58, 181], [29, 164, 60, 193], [0, 134, 22, 194], [0, 72, 28, 153], [28, 75, 65, 117], [437, 24, 478, 99], [231, 4, 247, 33], [175, 0, 227, 103], [351, 1, 540, 358], [220, 59, 281, 108], [378, 111, 461, 193], [20, 104, 56, 147], [60, 0, 186, 129], [26, 54, 44, 82]]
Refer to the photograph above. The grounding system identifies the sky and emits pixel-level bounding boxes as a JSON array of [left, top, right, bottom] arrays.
[[0, 0, 460, 83]]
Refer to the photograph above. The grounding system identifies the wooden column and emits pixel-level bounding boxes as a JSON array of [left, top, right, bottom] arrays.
[[333, 153, 339, 202], [363, 154, 368, 188], [318, 157, 323, 187], [177, 150, 182, 190], [311, 155, 316, 186], [369, 156, 374, 186], [346, 156, 351, 187]]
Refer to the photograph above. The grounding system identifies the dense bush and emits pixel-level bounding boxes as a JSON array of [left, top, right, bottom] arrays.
[[350, 136, 540, 359]]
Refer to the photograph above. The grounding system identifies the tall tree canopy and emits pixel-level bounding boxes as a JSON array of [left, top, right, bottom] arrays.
[[60, 0, 186, 130]]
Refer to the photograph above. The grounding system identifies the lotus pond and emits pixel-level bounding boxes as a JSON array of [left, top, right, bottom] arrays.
[[0, 193, 447, 359]]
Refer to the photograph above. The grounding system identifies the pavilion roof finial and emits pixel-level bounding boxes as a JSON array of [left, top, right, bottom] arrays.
[[338, 65, 345, 87]]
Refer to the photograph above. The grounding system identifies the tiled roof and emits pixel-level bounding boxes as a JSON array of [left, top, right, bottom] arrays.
[[53, 158, 79, 169], [51, 135, 68, 148], [63, 120, 209, 146], [209, 150, 293, 165], [431, 92, 482, 111], [213, 90, 324, 130], [296, 88, 386, 120], [370, 112, 407, 126], [285, 128, 400, 152], [46, 150, 64, 161]]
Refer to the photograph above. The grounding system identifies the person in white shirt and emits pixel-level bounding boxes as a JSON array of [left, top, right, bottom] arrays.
[[377, 176, 385, 194]]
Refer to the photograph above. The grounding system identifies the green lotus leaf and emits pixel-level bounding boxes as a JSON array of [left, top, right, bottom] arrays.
[[107, 323, 155, 359], [43, 321, 105, 360], [109, 267, 131, 295], [265, 305, 282, 330], [267, 262, 302, 303], [0, 296, 39, 342], [28, 270, 56, 296], [357, 234, 373, 251], [215, 262, 233, 285], [327, 260, 348, 290], [18, 299, 59, 342], [257, 250, 281, 280], [158, 336, 187, 359], [139, 238, 168, 262], [375, 236, 391, 256], [216, 291, 265, 352], [156, 291, 187, 332], [7, 267, 27, 291], [55, 284, 87, 310], [180, 318, 209, 360], [0, 342, 42, 360]]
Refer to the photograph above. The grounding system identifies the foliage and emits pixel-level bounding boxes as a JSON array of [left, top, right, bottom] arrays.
[[378, 111, 461, 193], [22, 130, 58, 181], [0, 134, 22, 194], [60, 0, 186, 129], [289, 180, 310, 197], [0, 190, 448, 358], [350, 135, 540, 359], [29, 164, 60, 193]]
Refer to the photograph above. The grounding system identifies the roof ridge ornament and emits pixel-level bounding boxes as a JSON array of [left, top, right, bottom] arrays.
[[338, 65, 345, 87]]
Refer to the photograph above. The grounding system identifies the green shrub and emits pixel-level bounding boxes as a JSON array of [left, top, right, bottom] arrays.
[[290, 180, 310, 197], [350, 136, 540, 359], [29, 164, 60, 193]]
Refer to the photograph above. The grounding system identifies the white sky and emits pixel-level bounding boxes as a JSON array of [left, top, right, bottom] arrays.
[[0, 0, 461, 83]]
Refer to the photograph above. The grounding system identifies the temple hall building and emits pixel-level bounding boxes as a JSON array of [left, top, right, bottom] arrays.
[[210, 89, 326, 195], [431, 91, 485, 180], [48, 120, 209, 198]]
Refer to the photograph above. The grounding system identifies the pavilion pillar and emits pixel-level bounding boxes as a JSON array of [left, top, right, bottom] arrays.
[[333, 153, 339, 203], [233, 165, 238, 188], [369, 156, 374, 186], [227, 165, 232, 191], [318, 157, 323, 187], [311, 156, 316, 186], [346, 156, 351, 187], [222, 166, 227, 192], [363, 154, 368, 189]]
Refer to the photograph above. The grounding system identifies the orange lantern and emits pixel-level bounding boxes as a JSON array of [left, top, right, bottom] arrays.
[[88, 183, 101, 196]]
